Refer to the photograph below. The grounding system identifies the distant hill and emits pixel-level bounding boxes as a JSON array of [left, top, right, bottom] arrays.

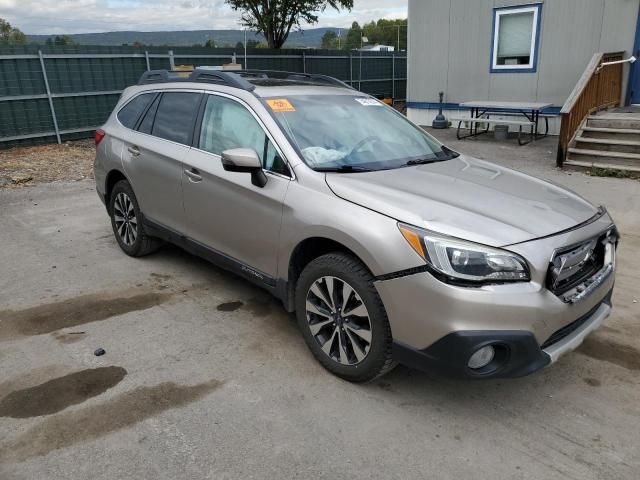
[[27, 28, 342, 48]]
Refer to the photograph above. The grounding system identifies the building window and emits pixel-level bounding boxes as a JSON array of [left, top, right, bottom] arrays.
[[491, 3, 542, 73]]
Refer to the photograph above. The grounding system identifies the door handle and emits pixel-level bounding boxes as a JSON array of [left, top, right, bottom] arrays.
[[127, 146, 140, 157], [184, 167, 203, 183]]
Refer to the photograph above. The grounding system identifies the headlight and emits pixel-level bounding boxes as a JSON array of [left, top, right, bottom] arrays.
[[398, 224, 530, 284]]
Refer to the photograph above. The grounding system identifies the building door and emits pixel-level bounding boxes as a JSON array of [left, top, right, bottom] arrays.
[[628, 8, 640, 104]]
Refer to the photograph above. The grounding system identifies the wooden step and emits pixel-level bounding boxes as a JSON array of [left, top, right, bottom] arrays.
[[574, 136, 640, 154], [581, 126, 640, 141], [564, 159, 640, 173], [567, 147, 640, 171], [587, 116, 640, 130]]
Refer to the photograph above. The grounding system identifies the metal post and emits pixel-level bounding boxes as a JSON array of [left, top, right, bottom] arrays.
[[392, 53, 396, 100], [349, 53, 353, 87], [244, 30, 248, 69], [397, 25, 401, 52], [144, 51, 151, 71], [359, 51, 363, 91], [302, 51, 306, 73], [38, 50, 61, 144], [168, 50, 175, 70]]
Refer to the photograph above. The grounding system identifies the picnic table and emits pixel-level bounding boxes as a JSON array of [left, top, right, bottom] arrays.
[[452, 101, 554, 145]]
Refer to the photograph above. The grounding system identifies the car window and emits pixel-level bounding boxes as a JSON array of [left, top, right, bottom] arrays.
[[137, 94, 160, 135], [199, 95, 290, 176], [117, 93, 155, 129], [152, 92, 201, 145]]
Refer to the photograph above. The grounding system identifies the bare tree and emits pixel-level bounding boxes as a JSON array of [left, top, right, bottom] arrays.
[[225, 0, 353, 49]]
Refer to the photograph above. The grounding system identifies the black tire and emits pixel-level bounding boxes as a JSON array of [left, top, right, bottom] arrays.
[[109, 180, 161, 257], [295, 252, 395, 382]]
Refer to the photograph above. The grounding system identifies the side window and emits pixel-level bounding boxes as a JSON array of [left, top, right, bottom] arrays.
[[137, 94, 160, 135], [117, 93, 154, 129], [199, 95, 290, 176], [152, 92, 202, 145]]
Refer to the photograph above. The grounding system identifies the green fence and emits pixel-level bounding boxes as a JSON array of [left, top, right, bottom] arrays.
[[0, 45, 407, 148]]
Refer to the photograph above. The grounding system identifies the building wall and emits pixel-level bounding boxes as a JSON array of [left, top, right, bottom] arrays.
[[407, 0, 640, 131]]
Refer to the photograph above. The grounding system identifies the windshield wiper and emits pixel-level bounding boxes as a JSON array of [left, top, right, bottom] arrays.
[[404, 158, 440, 166], [314, 165, 374, 173], [405, 147, 461, 167]]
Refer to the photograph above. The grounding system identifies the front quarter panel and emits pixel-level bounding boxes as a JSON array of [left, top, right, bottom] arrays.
[[278, 167, 425, 278]]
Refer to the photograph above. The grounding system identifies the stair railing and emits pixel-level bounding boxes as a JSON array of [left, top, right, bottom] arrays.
[[557, 52, 625, 167]]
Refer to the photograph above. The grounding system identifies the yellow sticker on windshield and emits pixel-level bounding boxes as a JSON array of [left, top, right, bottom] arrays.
[[267, 98, 296, 112]]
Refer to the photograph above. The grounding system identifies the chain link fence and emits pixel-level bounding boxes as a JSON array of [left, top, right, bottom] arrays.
[[0, 45, 407, 148]]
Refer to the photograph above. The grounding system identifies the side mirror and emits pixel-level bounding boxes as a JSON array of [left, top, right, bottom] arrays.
[[221, 148, 268, 188]]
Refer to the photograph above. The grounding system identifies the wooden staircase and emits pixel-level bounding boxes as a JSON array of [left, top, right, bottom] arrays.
[[566, 109, 640, 172]]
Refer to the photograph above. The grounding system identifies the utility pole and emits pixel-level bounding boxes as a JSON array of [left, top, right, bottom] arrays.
[[397, 25, 401, 51]]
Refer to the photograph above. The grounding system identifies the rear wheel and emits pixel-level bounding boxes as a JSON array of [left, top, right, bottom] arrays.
[[295, 252, 395, 382], [109, 180, 161, 257]]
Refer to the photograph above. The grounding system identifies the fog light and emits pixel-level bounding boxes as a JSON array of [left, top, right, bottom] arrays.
[[468, 345, 495, 369]]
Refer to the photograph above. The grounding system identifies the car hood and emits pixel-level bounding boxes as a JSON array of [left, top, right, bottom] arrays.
[[325, 155, 599, 247]]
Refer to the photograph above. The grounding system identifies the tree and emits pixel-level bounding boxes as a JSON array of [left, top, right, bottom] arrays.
[[321, 30, 338, 49], [343, 21, 361, 50], [225, 0, 353, 49], [46, 35, 75, 46], [0, 18, 27, 45], [340, 18, 407, 51], [204, 38, 216, 48]]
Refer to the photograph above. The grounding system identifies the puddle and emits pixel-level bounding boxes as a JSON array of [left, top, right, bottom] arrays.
[[578, 336, 640, 370], [217, 301, 243, 312], [583, 377, 601, 387], [242, 297, 276, 318], [0, 367, 127, 418], [0, 379, 223, 463], [0, 291, 171, 340], [51, 331, 87, 344]]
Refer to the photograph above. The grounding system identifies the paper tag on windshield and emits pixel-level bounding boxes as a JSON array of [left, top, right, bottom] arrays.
[[355, 98, 383, 106], [267, 99, 296, 112]]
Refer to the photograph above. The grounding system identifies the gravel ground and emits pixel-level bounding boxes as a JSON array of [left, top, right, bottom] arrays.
[[0, 140, 94, 188], [0, 132, 639, 479]]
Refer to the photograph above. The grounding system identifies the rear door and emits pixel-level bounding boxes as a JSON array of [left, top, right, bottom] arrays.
[[121, 91, 202, 233], [182, 93, 292, 280]]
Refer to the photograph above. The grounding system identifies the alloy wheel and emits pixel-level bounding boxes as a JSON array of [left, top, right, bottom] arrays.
[[113, 192, 138, 246], [305, 276, 372, 365]]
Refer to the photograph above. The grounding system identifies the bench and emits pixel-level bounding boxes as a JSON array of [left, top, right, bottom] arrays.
[[484, 110, 557, 136], [450, 117, 536, 146]]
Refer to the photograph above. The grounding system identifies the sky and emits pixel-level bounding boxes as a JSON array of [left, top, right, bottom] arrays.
[[0, 0, 408, 34]]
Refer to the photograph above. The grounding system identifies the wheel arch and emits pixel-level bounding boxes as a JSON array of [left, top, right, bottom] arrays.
[[282, 236, 374, 312], [104, 169, 131, 213]]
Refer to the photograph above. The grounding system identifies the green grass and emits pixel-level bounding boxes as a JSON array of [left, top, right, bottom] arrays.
[[587, 167, 640, 179]]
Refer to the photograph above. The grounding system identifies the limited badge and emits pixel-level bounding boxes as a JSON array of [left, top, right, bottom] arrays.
[[266, 98, 296, 112]]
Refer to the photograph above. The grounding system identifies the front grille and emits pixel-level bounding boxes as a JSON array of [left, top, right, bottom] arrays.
[[540, 291, 612, 349], [547, 231, 611, 296]]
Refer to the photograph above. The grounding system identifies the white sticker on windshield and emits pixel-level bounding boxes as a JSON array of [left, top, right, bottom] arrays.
[[355, 98, 383, 107]]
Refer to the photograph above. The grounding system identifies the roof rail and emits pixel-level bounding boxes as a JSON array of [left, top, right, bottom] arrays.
[[138, 69, 256, 91], [137, 69, 353, 91], [236, 70, 353, 89]]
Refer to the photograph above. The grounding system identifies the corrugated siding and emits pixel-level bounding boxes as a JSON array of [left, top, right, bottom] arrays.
[[408, 0, 640, 107]]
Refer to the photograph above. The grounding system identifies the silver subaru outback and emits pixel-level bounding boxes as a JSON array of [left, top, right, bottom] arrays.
[[94, 69, 618, 382]]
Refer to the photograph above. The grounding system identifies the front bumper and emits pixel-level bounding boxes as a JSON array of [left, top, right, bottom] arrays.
[[391, 290, 612, 378], [375, 215, 616, 378]]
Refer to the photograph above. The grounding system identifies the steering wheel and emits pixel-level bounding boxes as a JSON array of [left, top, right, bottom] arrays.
[[348, 135, 380, 158]]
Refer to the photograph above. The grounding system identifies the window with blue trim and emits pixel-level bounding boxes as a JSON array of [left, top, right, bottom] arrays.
[[491, 3, 542, 73]]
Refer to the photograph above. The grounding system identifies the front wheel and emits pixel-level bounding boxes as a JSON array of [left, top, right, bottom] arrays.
[[295, 252, 395, 382]]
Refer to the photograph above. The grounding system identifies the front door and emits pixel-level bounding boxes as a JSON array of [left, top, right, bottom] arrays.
[[629, 10, 640, 104], [182, 93, 292, 280]]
